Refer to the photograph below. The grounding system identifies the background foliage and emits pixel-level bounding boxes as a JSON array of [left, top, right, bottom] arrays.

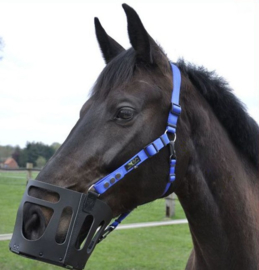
[[0, 142, 61, 168]]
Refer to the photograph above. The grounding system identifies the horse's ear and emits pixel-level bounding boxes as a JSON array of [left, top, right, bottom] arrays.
[[122, 3, 157, 64], [94, 17, 125, 64]]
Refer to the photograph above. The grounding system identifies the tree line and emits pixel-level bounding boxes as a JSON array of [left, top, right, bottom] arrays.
[[0, 142, 61, 168]]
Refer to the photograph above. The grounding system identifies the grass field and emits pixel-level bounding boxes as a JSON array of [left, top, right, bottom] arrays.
[[0, 170, 192, 270]]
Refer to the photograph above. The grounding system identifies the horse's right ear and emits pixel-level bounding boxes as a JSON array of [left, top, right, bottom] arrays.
[[94, 17, 125, 64], [122, 4, 156, 64]]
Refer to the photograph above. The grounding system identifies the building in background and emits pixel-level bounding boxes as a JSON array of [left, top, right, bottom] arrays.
[[2, 157, 19, 169]]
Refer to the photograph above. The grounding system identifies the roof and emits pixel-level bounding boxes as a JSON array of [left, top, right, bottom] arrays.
[[4, 157, 19, 169]]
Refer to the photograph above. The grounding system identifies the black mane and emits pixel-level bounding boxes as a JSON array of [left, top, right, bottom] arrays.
[[178, 59, 259, 169]]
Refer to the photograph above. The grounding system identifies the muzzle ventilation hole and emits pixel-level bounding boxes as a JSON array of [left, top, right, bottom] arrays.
[[55, 206, 73, 244], [75, 215, 94, 250], [28, 186, 60, 203], [87, 221, 105, 254]]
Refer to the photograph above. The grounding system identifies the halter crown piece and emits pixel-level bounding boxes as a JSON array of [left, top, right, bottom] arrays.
[[94, 62, 182, 241], [9, 63, 181, 270]]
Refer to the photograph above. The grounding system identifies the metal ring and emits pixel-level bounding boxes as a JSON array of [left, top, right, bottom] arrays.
[[172, 133, 177, 142], [88, 185, 100, 196], [164, 129, 176, 142]]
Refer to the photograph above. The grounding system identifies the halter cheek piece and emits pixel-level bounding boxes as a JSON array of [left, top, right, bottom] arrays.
[[10, 63, 181, 270]]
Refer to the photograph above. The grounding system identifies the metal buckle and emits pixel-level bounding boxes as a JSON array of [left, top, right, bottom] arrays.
[[98, 225, 115, 243], [171, 103, 181, 115], [88, 185, 100, 196], [169, 140, 176, 160]]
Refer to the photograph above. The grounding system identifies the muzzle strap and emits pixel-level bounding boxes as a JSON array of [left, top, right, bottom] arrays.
[[98, 212, 131, 243]]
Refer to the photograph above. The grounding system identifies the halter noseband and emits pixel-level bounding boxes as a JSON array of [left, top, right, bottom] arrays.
[[95, 62, 182, 241]]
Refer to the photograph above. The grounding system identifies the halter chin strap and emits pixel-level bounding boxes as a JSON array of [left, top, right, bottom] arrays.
[[93, 63, 182, 240]]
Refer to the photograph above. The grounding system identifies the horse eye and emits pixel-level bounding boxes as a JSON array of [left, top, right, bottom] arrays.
[[116, 108, 134, 120]]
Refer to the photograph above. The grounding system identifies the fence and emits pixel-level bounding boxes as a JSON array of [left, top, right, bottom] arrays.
[[0, 168, 178, 218]]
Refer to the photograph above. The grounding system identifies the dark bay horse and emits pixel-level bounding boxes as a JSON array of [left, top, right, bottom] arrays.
[[12, 4, 259, 270]]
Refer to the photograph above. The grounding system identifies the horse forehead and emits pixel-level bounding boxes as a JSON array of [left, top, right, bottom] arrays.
[[105, 81, 161, 106], [120, 77, 160, 92], [80, 97, 93, 117], [137, 80, 153, 87]]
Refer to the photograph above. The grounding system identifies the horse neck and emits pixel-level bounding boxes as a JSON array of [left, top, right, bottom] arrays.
[[175, 79, 259, 269]]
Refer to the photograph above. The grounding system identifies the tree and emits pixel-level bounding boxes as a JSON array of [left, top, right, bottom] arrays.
[[19, 142, 55, 167], [0, 141, 58, 168], [12, 146, 21, 165], [36, 156, 46, 169], [26, 143, 39, 166], [51, 142, 61, 152], [0, 145, 15, 163], [18, 148, 28, 168]]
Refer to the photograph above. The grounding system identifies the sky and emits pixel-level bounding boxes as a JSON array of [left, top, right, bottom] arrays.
[[0, 0, 258, 148]]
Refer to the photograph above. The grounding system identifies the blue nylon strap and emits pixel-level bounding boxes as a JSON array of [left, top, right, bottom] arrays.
[[162, 63, 181, 195], [167, 63, 182, 134], [171, 64, 181, 104], [110, 212, 131, 228], [161, 158, 176, 196], [93, 133, 170, 194]]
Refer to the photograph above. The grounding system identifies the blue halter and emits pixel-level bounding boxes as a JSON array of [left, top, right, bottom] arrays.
[[93, 63, 182, 242]]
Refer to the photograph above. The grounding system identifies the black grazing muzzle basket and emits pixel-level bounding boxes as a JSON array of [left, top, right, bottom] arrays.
[[10, 180, 113, 270]]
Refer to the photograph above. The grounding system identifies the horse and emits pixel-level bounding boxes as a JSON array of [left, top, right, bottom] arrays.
[[11, 4, 259, 270]]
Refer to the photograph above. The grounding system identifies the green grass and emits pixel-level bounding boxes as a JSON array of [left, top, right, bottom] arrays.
[[0, 170, 39, 234], [0, 225, 192, 270], [0, 170, 192, 270]]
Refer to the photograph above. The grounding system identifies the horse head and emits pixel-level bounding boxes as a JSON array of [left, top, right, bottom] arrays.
[[11, 4, 189, 269]]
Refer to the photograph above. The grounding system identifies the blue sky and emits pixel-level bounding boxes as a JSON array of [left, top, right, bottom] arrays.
[[0, 0, 258, 147]]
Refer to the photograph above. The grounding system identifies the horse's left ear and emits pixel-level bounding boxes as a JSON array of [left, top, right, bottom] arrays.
[[122, 3, 161, 64], [94, 17, 125, 64]]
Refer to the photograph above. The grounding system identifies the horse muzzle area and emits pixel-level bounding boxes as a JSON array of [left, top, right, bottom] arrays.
[[22, 202, 47, 241], [10, 180, 113, 270]]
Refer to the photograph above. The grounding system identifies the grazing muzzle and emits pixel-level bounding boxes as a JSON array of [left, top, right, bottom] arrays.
[[10, 180, 113, 270]]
